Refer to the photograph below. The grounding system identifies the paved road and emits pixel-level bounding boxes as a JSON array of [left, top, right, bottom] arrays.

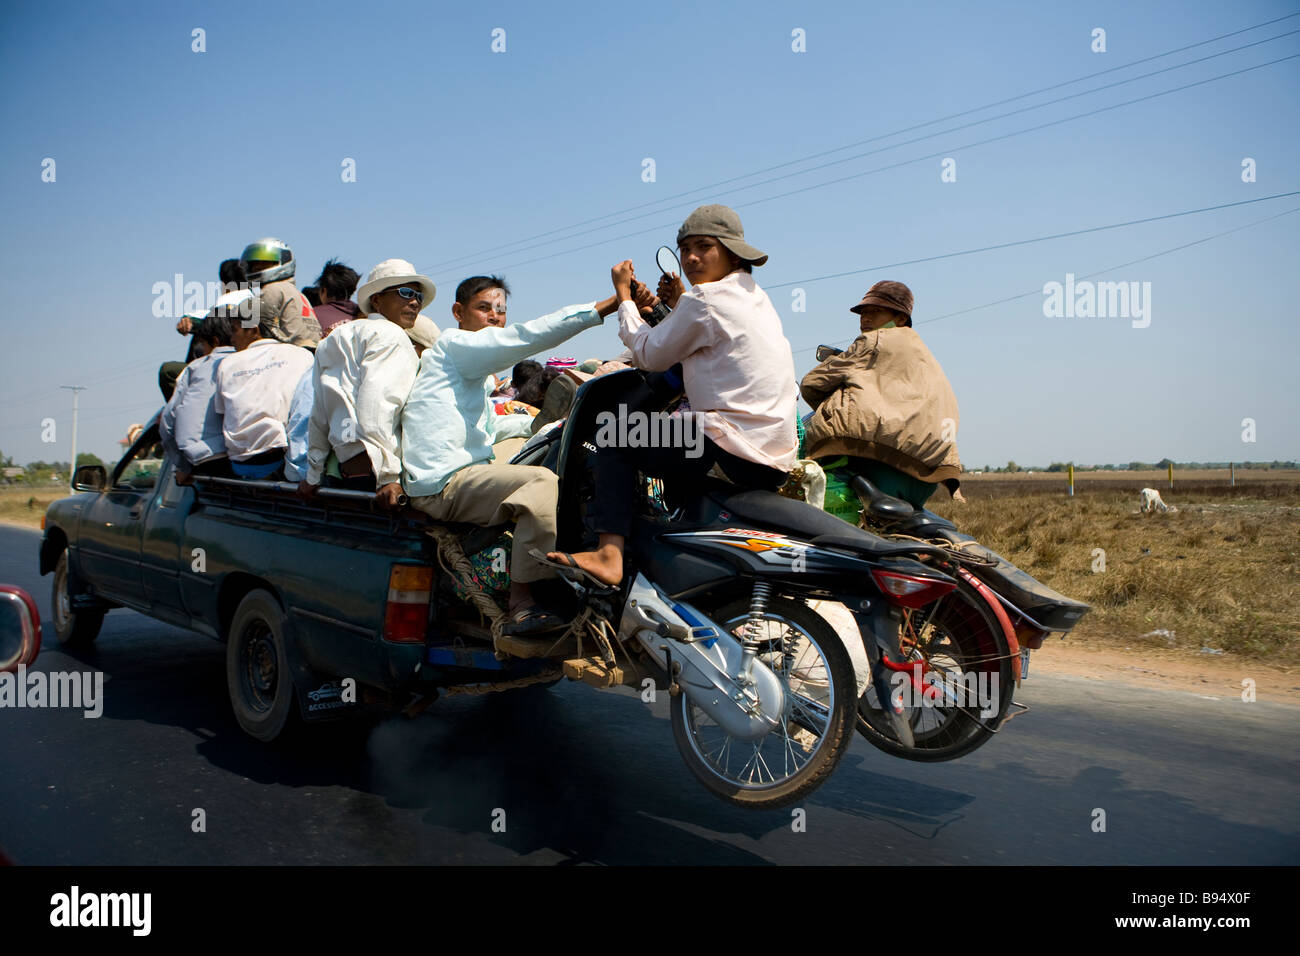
[[1, 524, 1297, 865]]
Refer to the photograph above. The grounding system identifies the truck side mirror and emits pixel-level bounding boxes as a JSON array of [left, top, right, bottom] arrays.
[[72, 465, 106, 491], [0, 585, 41, 673]]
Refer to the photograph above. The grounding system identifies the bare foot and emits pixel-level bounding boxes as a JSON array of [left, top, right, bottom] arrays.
[[548, 543, 623, 587]]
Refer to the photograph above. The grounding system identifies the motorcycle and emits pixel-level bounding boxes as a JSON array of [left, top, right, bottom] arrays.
[[801, 344, 1093, 762], [491, 363, 961, 807]]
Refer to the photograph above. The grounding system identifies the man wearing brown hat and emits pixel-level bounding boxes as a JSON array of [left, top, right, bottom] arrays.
[[851, 280, 915, 332], [800, 280, 963, 511]]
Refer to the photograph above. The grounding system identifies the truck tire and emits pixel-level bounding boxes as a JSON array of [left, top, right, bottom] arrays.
[[226, 589, 299, 743], [51, 551, 104, 647]]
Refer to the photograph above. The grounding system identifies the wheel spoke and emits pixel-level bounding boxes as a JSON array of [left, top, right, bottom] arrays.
[[676, 599, 853, 795]]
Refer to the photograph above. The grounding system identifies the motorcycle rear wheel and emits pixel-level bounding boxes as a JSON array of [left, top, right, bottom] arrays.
[[857, 574, 1014, 761], [670, 595, 857, 809]]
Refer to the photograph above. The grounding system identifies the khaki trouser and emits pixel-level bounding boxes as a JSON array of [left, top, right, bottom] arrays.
[[492, 437, 526, 463], [409, 464, 559, 584]]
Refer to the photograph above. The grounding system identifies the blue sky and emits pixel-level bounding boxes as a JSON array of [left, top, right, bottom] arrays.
[[1, 0, 1297, 469]]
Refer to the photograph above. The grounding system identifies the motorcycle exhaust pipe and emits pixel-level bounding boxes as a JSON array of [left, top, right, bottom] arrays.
[[618, 575, 785, 741]]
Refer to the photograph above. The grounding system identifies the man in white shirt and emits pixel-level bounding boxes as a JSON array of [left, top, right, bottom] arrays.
[[297, 259, 431, 508], [213, 316, 314, 479], [552, 206, 795, 587]]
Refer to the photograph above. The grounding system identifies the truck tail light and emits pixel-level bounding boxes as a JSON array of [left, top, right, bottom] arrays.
[[871, 569, 957, 609], [384, 564, 433, 643]]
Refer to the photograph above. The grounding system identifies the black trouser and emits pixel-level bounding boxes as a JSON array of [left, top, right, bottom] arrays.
[[191, 457, 234, 479], [588, 437, 787, 538], [322, 473, 377, 492]]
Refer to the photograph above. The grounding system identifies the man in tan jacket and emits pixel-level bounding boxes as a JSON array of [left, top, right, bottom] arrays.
[[800, 280, 961, 510]]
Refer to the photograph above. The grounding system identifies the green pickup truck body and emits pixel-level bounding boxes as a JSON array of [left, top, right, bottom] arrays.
[[39, 414, 545, 732]]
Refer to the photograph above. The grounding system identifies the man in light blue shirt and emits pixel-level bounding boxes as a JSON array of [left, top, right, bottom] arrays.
[[401, 281, 617, 634]]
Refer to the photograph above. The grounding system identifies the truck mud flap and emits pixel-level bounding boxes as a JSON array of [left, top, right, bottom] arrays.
[[280, 617, 358, 722]]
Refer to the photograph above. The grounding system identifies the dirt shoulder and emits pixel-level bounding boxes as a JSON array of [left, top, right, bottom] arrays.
[[1030, 635, 1300, 706]]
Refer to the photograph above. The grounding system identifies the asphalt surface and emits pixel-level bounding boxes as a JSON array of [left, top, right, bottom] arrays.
[[2, 524, 1297, 865]]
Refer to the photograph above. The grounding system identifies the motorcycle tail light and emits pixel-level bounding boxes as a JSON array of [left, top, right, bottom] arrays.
[[385, 564, 433, 642], [871, 569, 957, 609], [1014, 621, 1048, 649]]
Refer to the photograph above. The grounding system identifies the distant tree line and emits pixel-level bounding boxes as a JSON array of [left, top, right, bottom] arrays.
[[0, 450, 105, 484], [978, 459, 1297, 474]]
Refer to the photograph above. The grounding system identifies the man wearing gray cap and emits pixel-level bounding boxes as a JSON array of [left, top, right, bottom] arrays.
[[550, 204, 798, 588]]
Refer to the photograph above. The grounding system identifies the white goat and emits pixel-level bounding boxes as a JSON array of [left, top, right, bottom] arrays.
[[1139, 488, 1176, 513]]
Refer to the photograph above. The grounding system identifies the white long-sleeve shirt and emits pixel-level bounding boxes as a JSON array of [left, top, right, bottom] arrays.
[[305, 317, 420, 486], [618, 271, 797, 472], [213, 339, 314, 461]]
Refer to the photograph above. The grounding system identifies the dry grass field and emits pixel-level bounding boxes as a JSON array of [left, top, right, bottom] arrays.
[[0, 485, 63, 530], [960, 468, 1300, 498], [929, 475, 1300, 665]]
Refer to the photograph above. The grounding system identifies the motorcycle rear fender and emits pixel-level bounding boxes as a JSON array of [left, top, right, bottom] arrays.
[[956, 567, 1021, 684]]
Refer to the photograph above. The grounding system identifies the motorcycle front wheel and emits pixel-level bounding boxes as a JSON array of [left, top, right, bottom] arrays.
[[670, 595, 857, 809], [857, 573, 1015, 761]]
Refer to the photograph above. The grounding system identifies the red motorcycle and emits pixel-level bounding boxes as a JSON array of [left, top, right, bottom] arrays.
[[808, 345, 1090, 762]]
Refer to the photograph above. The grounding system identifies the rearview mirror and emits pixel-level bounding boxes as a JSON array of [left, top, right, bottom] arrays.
[[655, 245, 682, 279], [72, 465, 106, 491], [0, 585, 42, 673], [815, 344, 843, 362]]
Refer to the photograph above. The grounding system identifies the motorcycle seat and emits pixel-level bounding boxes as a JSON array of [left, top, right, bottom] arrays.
[[896, 508, 958, 536], [850, 476, 917, 523], [706, 486, 897, 551]]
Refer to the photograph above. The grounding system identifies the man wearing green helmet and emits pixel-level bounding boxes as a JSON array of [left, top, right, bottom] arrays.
[[239, 237, 322, 349]]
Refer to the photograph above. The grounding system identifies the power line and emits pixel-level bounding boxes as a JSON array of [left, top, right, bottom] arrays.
[[435, 28, 1300, 271], [431, 53, 1300, 282], [422, 13, 1300, 274], [767, 190, 1300, 291], [790, 204, 1300, 356]]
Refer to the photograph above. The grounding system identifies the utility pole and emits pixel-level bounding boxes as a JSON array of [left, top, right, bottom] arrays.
[[60, 385, 86, 489]]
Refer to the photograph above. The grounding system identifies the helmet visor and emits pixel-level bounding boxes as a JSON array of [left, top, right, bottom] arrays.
[[241, 241, 287, 265]]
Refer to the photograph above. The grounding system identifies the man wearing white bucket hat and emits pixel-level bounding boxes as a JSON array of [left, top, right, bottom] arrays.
[[298, 258, 434, 506]]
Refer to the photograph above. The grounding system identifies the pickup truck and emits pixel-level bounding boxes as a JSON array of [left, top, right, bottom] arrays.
[[39, 413, 557, 742]]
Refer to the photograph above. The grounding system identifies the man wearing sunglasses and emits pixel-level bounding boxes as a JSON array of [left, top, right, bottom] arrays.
[[298, 259, 432, 507]]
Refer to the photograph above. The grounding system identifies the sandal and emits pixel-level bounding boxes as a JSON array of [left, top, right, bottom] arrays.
[[528, 548, 620, 588], [501, 605, 568, 636]]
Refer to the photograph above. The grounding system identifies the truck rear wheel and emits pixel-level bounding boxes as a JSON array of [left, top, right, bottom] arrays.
[[51, 552, 104, 647], [226, 589, 299, 743]]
